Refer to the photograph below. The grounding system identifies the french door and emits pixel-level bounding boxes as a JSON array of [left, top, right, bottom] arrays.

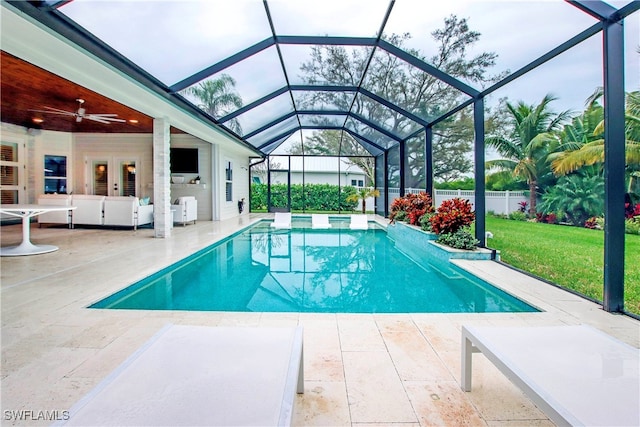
[[87, 156, 139, 197]]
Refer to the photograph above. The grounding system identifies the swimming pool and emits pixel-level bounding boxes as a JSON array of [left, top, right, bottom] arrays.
[[90, 219, 538, 313]]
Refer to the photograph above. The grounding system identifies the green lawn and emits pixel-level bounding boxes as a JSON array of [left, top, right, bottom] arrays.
[[484, 217, 640, 316]]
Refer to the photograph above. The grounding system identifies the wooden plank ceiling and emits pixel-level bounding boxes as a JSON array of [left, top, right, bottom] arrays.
[[1, 51, 183, 134]]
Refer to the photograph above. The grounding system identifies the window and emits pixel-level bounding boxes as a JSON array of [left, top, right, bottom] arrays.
[[1, 142, 19, 203], [44, 155, 67, 194], [225, 161, 233, 202], [351, 179, 364, 187]]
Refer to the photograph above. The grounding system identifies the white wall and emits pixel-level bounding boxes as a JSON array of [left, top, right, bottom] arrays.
[[169, 134, 213, 221], [73, 133, 153, 198], [218, 148, 250, 220], [1, 124, 74, 204]]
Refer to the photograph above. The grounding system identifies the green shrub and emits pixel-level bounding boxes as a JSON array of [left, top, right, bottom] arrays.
[[508, 211, 527, 221], [626, 218, 640, 235], [250, 183, 358, 212], [394, 210, 407, 223], [434, 177, 475, 190], [539, 174, 604, 226], [436, 227, 479, 250], [419, 212, 434, 232]]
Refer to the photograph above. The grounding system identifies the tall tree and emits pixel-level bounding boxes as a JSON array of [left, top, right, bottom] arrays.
[[550, 90, 640, 193], [181, 74, 243, 134], [293, 15, 502, 185], [486, 94, 572, 217]]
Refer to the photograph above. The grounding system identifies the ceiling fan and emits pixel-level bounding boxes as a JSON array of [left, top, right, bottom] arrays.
[[30, 98, 126, 124]]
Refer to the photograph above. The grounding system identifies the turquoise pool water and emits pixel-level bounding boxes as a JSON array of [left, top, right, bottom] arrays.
[[90, 219, 537, 313]]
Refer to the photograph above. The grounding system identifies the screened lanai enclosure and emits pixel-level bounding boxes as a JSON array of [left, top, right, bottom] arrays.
[[4, 0, 639, 313]]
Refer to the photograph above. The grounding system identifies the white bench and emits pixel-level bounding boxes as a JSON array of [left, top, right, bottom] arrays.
[[461, 325, 639, 426], [60, 325, 304, 426]]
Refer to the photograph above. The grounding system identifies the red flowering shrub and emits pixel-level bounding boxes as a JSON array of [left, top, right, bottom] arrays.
[[389, 197, 411, 223], [429, 198, 475, 235], [389, 192, 434, 225], [518, 201, 528, 213], [625, 202, 640, 219], [584, 217, 598, 229], [536, 212, 558, 224]]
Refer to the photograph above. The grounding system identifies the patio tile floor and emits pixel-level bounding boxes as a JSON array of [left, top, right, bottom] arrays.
[[1, 214, 638, 426]]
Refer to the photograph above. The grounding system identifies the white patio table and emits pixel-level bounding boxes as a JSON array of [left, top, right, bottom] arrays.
[[0, 204, 76, 256]]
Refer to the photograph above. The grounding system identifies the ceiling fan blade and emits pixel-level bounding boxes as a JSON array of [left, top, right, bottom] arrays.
[[83, 115, 123, 124], [88, 113, 120, 117], [29, 108, 75, 116], [86, 115, 126, 123]]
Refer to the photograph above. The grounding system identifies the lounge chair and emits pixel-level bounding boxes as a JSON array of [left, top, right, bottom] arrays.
[[59, 325, 304, 426], [271, 212, 292, 229], [349, 214, 368, 230], [311, 214, 331, 229], [461, 324, 639, 427]]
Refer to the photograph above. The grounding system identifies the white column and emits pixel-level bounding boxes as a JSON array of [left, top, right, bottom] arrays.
[[153, 117, 171, 238], [210, 144, 219, 221]]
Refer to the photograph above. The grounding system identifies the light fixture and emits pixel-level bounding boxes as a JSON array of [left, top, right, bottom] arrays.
[[128, 119, 139, 124], [32, 117, 44, 124]]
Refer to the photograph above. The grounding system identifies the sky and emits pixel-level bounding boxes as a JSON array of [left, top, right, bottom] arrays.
[[60, 0, 639, 123]]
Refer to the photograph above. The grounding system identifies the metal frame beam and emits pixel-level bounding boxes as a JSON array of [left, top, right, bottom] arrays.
[[567, 0, 617, 21], [425, 127, 434, 199], [602, 16, 626, 312], [219, 87, 290, 123], [170, 37, 275, 92], [378, 40, 479, 97], [256, 124, 386, 154], [474, 98, 486, 247]]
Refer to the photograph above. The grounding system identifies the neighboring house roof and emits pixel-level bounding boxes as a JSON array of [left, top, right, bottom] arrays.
[[288, 157, 365, 174]]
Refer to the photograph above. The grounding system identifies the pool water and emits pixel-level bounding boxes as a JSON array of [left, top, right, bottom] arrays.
[[90, 220, 537, 313]]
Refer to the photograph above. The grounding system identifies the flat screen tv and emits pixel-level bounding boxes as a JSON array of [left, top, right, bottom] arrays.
[[170, 148, 199, 173]]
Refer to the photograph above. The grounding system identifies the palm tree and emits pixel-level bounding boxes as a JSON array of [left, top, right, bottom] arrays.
[[346, 187, 380, 213], [182, 74, 243, 134], [486, 94, 571, 217], [550, 90, 640, 193]]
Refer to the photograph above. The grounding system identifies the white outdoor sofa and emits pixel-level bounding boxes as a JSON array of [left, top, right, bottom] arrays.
[[461, 324, 639, 427], [58, 325, 304, 426], [36, 193, 74, 228], [37, 194, 153, 230]]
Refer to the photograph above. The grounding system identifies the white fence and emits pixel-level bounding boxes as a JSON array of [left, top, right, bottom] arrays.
[[386, 188, 527, 215]]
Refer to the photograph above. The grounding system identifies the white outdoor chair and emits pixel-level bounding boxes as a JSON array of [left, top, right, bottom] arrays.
[[349, 214, 368, 230], [271, 212, 292, 229], [172, 196, 197, 226], [311, 214, 331, 229]]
